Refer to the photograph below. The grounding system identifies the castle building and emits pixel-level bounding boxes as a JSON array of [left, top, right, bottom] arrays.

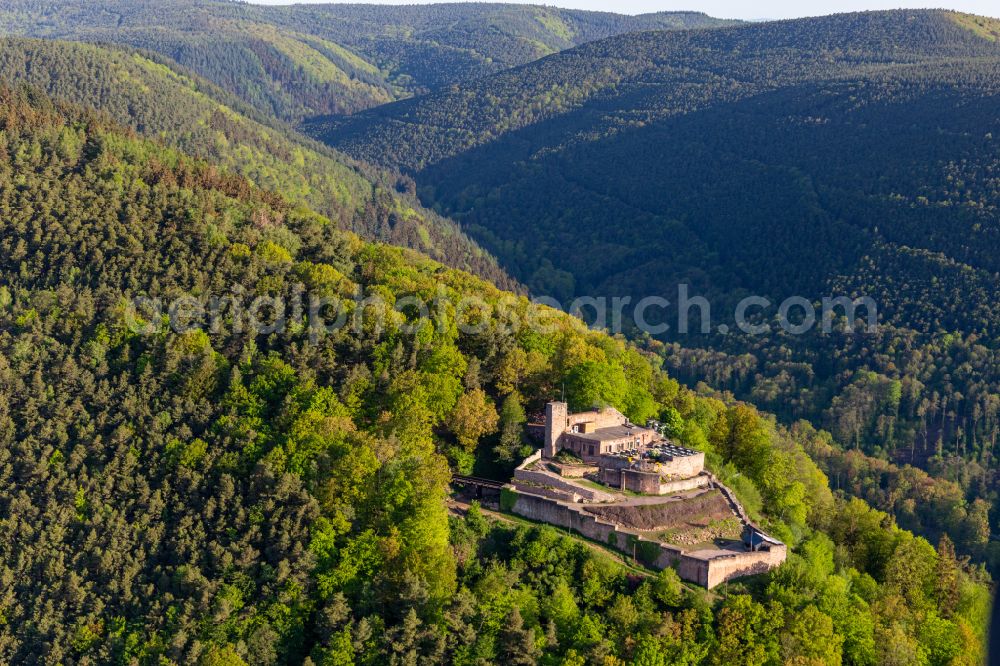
[[543, 401, 659, 460], [508, 402, 785, 587], [542, 401, 706, 493]]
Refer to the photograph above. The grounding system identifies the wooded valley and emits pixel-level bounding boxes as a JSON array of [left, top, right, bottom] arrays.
[[315, 9, 1000, 579], [0, 3, 996, 664]]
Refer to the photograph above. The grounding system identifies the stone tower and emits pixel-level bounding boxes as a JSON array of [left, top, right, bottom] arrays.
[[544, 401, 568, 458]]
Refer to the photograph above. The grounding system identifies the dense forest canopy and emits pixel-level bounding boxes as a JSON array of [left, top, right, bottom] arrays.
[[317, 10, 1000, 171], [0, 80, 990, 666], [0, 3, 998, 663], [0, 36, 516, 288], [311, 9, 1000, 571], [0, 0, 737, 119]]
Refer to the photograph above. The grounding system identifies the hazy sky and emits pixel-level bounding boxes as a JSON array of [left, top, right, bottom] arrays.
[[246, 0, 1000, 21]]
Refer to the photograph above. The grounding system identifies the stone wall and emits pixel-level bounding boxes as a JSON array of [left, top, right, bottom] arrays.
[[513, 468, 617, 502], [510, 491, 622, 545], [706, 472, 752, 524], [566, 406, 627, 431], [658, 474, 709, 494], [599, 467, 622, 488], [660, 451, 705, 479], [520, 449, 543, 467], [623, 469, 661, 494], [550, 462, 600, 478], [703, 547, 788, 588], [599, 468, 709, 495], [506, 489, 784, 588]]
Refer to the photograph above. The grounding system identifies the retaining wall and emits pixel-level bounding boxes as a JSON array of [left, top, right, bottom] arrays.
[[600, 469, 710, 495], [659, 474, 710, 494], [513, 468, 616, 502], [552, 462, 599, 478], [507, 489, 784, 588], [706, 472, 753, 525], [623, 469, 662, 494], [704, 548, 787, 588]]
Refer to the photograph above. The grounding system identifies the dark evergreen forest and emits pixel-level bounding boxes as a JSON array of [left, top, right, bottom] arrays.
[[316, 10, 1000, 574], [0, 3, 995, 664]]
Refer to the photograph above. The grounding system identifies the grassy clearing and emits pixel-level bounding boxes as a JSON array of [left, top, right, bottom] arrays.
[[949, 12, 1000, 41], [650, 517, 743, 549]]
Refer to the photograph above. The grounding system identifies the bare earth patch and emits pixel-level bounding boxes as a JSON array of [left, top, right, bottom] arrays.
[[580, 489, 734, 531]]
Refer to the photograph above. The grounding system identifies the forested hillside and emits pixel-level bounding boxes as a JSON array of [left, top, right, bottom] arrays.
[[317, 10, 1000, 170], [0, 84, 989, 665], [0, 0, 736, 120], [0, 37, 515, 288], [315, 10, 1000, 568]]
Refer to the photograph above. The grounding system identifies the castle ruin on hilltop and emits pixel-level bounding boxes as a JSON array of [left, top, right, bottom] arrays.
[[500, 401, 786, 588], [543, 401, 705, 493]]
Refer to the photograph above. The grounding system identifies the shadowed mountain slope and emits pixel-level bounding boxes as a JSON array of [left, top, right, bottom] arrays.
[[0, 0, 737, 119], [314, 11, 1000, 497], [0, 82, 988, 664]]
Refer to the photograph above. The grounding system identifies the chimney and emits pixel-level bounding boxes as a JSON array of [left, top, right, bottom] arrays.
[[544, 401, 568, 459]]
